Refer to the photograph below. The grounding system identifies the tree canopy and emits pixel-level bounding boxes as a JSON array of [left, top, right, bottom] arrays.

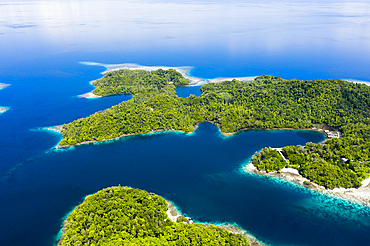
[[59, 71, 370, 188], [59, 186, 249, 246], [252, 119, 370, 189]]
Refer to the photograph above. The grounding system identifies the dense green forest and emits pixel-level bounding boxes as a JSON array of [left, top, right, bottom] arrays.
[[251, 119, 370, 189], [59, 186, 249, 246], [92, 69, 190, 96], [60, 70, 370, 188], [252, 147, 286, 173]]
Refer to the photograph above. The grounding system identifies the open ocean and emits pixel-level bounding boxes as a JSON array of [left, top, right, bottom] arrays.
[[1, 1, 370, 245]]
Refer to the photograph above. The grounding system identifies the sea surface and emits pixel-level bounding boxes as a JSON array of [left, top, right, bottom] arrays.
[[1, 1, 370, 246]]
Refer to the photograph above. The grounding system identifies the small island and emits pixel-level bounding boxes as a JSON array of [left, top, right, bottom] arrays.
[[58, 67, 370, 195], [58, 186, 255, 246], [79, 62, 256, 88]]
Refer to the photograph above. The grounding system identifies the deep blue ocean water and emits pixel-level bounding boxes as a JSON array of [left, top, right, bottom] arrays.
[[1, 1, 370, 245]]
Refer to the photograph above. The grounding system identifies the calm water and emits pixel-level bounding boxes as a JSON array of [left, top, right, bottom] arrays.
[[1, 1, 370, 245]]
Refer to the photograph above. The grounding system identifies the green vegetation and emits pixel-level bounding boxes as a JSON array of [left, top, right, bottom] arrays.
[[252, 119, 370, 189], [252, 147, 286, 173], [59, 186, 249, 246], [60, 71, 370, 189], [176, 216, 189, 223], [92, 69, 190, 96]]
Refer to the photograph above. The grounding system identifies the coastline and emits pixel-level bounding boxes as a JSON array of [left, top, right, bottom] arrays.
[[78, 91, 101, 99], [345, 79, 370, 87], [76, 64, 370, 99], [0, 106, 9, 114], [78, 79, 102, 98], [57, 126, 197, 149], [101, 63, 257, 86], [47, 125, 63, 133], [56, 195, 90, 246], [57, 122, 326, 149], [77, 62, 257, 98], [243, 163, 370, 207], [166, 200, 266, 246], [57, 192, 265, 246], [0, 83, 10, 90]]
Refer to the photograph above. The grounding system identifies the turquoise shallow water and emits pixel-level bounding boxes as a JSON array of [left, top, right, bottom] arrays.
[[1, 1, 370, 245]]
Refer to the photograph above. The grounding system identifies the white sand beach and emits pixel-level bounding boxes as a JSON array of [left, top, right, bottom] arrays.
[[0, 83, 10, 90], [80, 62, 257, 87], [166, 200, 183, 222], [345, 79, 370, 86], [46, 125, 63, 133], [0, 106, 9, 114], [77, 62, 257, 98], [78, 91, 101, 99], [103, 63, 257, 86]]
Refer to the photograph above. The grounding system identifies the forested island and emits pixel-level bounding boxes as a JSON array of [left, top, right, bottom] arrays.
[[58, 186, 251, 246], [59, 69, 370, 190]]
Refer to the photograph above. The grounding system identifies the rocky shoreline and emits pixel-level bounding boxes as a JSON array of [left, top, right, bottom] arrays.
[[243, 163, 370, 207], [166, 200, 266, 246]]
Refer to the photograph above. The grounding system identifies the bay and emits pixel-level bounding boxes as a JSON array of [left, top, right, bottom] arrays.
[[1, 122, 334, 246], [1, 0, 370, 245]]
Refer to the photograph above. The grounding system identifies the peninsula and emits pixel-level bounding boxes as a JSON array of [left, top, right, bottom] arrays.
[[58, 186, 255, 246], [58, 67, 370, 193]]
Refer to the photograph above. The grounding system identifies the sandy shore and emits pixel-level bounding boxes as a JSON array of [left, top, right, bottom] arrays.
[[102, 63, 256, 86], [345, 79, 370, 86], [0, 83, 10, 90], [0, 106, 9, 114], [166, 200, 266, 246], [243, 163, 370, 207], [78, 91, 101, 99], [78, 62, 257, 98], [80, 62, 257, 88], [78, 79, 102, 98], [46, 125, 63, 133]]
